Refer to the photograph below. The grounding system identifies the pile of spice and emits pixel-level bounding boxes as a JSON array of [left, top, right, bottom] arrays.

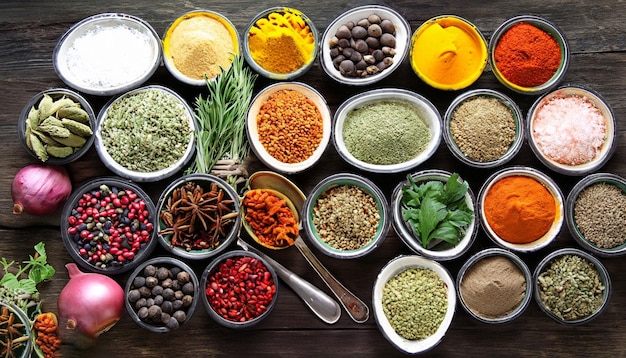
[[483, 175, 556, 244], [256, 89, 323, 164], [243, 189, 299, 248], [247, 8, 316, 74], [0, 305, 30, 358], [450, 96, 516, 162], [532, 94, 607, 166], [574, 182, 626, 249], [342, 99, 430, 165], [100, 87, 193, 173], [460, 255, 526, 319], [382, 268, 448, 340], [537, 254, 606, 321], [312, 184, 380, 251], [494, 22, 562, 87]]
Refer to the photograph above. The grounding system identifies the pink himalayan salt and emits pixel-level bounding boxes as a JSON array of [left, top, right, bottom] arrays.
[[532, 95, 606, 165]]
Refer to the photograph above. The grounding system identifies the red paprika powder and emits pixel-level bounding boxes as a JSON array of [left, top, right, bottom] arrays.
[[494, 22, 562, 87]]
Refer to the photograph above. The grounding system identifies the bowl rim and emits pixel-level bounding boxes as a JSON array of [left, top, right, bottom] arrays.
[[0, 301, 33, 357]]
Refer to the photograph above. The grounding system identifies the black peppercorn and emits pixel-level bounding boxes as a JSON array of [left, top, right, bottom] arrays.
[[172, 310, 187, 323], [177, 271, 190, 284], [128, 289, 141, 303], [143, 264, 156, 277]]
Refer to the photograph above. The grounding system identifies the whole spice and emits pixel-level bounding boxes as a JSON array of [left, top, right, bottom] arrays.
[[242, 189, 299, 248], [0, 306, 29, 358], [494, 22, 562, 87], [483, 175, 556, 244], [33, 312, 61, 358], [342, 100, 430, 165], [382, 268, 448, 340], [256, 89, 324, 164], [574, 182, 626, 249]]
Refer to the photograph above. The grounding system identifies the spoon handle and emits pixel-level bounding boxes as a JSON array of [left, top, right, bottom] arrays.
[[237, 238, 342, 324], [294, 237, 370, 323]]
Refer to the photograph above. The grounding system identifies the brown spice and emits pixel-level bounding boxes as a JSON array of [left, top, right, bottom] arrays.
[[574, 182, 626, 248]]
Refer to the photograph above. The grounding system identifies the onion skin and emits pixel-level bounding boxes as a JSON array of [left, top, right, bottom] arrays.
[[11, 164, 72, 215], [57, 263, 125, 339]]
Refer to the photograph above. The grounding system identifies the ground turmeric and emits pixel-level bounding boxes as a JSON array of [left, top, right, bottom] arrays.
[[243, 189, 299, 248]]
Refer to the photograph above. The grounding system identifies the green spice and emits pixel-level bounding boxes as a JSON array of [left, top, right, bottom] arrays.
[[101, 88, 193, 172], [342, 100, 431, 165], [574, 182, 626, 249], [382, 268, 448, 340], [537, 254, 605, 321]]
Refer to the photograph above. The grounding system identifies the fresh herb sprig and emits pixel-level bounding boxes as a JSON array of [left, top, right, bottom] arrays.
[[401, 173, 473, 248]]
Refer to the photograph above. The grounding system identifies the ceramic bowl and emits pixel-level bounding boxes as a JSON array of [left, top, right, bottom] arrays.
[[156, 174, 241, 260], [457, 248, 533, 324], [391, 170, 478, 261], [478, 166, 564, 253], [372, 255, 456, 354], [302, 173, 389, 259], [333, 88, 442, 173], [246, 82, 332, 174], [243, 7, 318, 80], [95, 85, 196, 182], [533, 248, 611, 325], [565, 173, 626, 257], [443, 89, 524, 168], [0, 301, 33, 358], [527, 85, 617, 176], [320, 5, 410, 86], [200, 250, 278, 329], [53, 13, 161, 96], [60, 176, 158, 275], [489, 15, 570, 95], [18, 88, 96, 165], [125, 257, 200, 332], [163, 10, 240, 86]]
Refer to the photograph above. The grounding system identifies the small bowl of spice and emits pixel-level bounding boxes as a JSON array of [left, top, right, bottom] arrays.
[[333, 88, 442, 173], [18, 88, 96, 165], [565, 173, 626, 257], [478, 166, 564, 253], [156, 174, 241, 260], [163, 10, 240, 86], [244, 7, 318, 80], [443, 89, 524, 168], [200, 250, 278, 329], [410, 15, 488, 91], [0, 302, 33, 358], [320, 5, 411, 86], [60, 176, 158, 275], [373, 255, 456, 354], [534, 248, 611, 325], [457, 248, 532, 324], [527, 85, 617, 176], [302, 173, 390, 259], [125, 257, 199, 332], [246, 82, 332, 174], [95, 85, 196, 182], [53, 13, 161, 96], [489, 15, 570, 95], [391, 170, 477, 261]]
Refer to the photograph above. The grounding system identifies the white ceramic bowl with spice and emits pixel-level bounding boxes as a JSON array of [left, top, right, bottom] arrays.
[[246, 82, 332, 174], [489, 15, 570, 95], [53, 13, 162, 96], [18, 88, 96, 165], [527, 85, 617, 176], [320, 5, 411, 86], [372, 255, 456, 354], [302, 173, 390, 259], [456, 248, 533, 324], [163, 10, 240, 86], [565, 173, 626, 257], [478, 166, 564, 253], [533, 247, 611, 325], [443, 89, 524, 168], [95, 85, 197, 182], [391, 170, 477, 261], [333, 88, 442, 173], [156, 174, 241, 260]]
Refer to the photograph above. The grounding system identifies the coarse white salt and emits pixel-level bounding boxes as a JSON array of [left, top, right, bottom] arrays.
[[532, 95, 606, 165], [65, 24, 155, 89]]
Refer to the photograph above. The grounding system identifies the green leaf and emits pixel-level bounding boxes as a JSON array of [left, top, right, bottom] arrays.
[[417, 197, 447, 246], [0, 273, 19, 288], [18, 278, 37, 295], [442, 173, 468, 205], [447, 209, 473, 228], [430, 222, 461, 244]]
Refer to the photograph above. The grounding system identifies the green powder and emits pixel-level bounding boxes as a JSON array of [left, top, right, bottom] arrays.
[[342, 100, 431, 165]]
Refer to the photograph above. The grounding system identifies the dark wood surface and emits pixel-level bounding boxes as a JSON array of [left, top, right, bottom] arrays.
[[1, 0, 625, 357]]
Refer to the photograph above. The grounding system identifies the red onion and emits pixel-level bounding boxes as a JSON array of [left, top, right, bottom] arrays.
[[57, 263, 125, 339], [11, 164, 72, 215]]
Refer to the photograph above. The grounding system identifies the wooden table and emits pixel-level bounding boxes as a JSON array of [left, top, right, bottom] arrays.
[[1, 0, 624, 356]]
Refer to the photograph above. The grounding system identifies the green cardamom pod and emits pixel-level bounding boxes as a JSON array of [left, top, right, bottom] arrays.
[[27, 105, 40, 129], [37, 94, 55, 120], [39, 116, 71, 138], [61, 118, 93, 137], [29, 132, 48, 162], [32, 127, 62, 145], [47, 145, 74, 158], [52, 132, 87, 148], [57, 105, 90, 123], [49, 97, 78, 115]]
